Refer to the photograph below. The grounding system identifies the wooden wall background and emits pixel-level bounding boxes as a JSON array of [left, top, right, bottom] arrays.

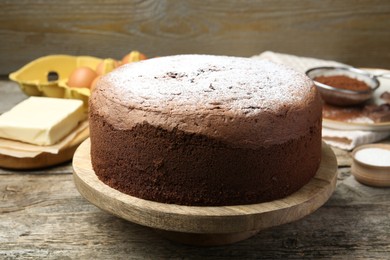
[[0, 0, 389, 76]]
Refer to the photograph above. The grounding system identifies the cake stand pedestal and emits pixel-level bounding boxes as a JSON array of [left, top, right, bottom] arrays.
[[73, 139, 337, 246]]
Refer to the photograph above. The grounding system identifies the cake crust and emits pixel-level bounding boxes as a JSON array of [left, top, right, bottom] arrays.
[[91, 55, 321, 149]]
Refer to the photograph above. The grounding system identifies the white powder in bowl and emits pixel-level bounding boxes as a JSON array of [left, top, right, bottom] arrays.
[[354, 148, 390, 167]]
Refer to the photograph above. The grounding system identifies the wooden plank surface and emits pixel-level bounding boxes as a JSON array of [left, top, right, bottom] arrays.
[[1, 0, 389, 76], [1, 80, 390, 258], [1, 164, 389, 259]]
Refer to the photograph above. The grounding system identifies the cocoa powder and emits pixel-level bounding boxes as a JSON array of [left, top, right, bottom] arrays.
[[314, 75, 370, 91]]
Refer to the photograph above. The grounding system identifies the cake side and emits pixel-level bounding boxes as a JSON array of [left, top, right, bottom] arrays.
[[89, 109, 322, 206]]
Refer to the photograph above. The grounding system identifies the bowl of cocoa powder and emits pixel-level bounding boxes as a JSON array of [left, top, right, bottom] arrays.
[[306, 66, 380, 106]]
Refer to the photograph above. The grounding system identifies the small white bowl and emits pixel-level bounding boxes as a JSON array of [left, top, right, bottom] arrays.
[[351, 144, 390, 187]]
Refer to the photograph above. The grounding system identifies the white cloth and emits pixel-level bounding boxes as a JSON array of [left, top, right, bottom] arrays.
[[252, 51, 390, 150], [252, 51, 348, 73], [322, 128, 390, 151]]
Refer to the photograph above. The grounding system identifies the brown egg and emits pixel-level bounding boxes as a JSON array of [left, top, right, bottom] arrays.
[[95, 62, 105, 76], [90, 75, 101, 92], [68, 67, 97, 89], [95, 58, 118, 75], [121, 51, 147, 65]]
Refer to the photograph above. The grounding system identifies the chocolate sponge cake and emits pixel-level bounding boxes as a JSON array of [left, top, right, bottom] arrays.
[[89, 55, 322, 206]]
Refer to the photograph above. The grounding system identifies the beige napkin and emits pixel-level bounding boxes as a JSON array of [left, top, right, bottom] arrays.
[[252, 51, 390, 150]]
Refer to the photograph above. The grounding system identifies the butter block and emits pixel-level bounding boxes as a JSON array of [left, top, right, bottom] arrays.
[[0, 97, 86, 145]]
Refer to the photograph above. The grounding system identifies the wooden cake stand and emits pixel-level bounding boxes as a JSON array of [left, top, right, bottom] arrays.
[[73, 139, 337, 246], [0, 127, 89, 170]]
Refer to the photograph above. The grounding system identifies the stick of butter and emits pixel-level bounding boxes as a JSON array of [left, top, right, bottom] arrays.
[[0, 97, 86, 145]]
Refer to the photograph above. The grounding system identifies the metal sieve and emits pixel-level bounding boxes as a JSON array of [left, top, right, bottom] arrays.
[[305, 66, 381, 106]]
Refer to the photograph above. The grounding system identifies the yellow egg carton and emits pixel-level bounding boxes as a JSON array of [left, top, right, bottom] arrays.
[[9, 55, 103, 105]]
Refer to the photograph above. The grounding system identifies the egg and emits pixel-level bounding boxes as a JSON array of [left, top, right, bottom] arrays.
[[90, 75, 102, 92], [121, 51, 147, 65], [67, 67, 97, 89], [96, 58, 119, 75], [96, 59, 119, 75]]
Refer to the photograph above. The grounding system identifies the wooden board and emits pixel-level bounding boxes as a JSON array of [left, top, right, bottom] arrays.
[[0, 127, 89, 170], [72, 139, 338, 246], [1, 1, 390, 76]]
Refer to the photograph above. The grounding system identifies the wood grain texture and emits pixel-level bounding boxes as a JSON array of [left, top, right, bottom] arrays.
[[0, 80, 27, 114], [1, 167, 389, 258], [0, 0, 389, 75]]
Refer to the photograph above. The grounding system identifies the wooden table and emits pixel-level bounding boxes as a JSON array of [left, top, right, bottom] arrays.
[[1, 80, 389, 259], [1, 1, 390, 75]]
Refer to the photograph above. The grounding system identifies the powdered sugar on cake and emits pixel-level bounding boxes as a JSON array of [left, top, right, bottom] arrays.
[[100, 55, 313, 115], [91, 55, 321, 148]]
